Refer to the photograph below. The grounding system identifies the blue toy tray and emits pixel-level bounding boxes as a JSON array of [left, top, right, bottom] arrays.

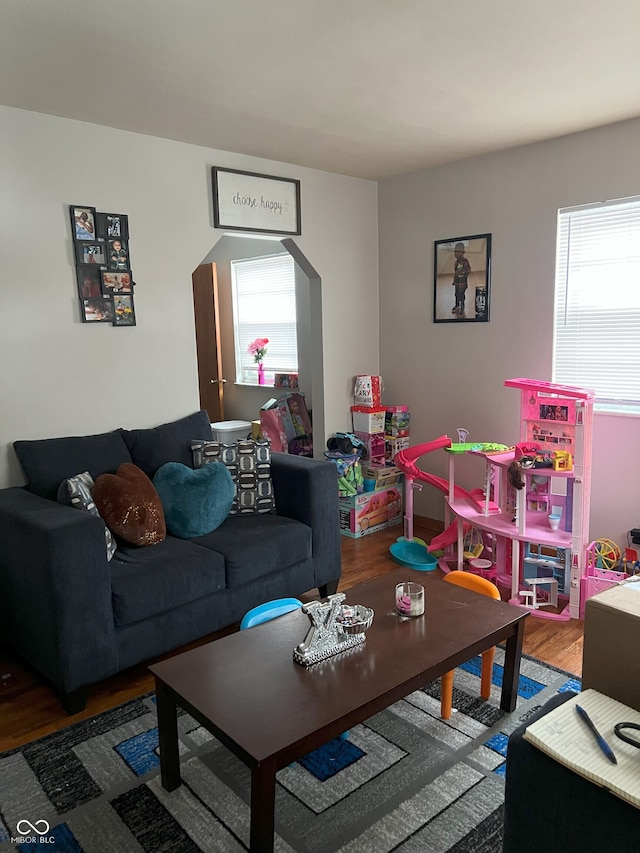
[[390, 538, 438, 571]]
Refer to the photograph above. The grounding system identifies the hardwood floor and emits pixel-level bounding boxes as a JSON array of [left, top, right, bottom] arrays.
[[0, 518, 583, 752]]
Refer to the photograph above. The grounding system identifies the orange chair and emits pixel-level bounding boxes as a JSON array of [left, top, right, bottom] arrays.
[[440, 571, 502, 720]]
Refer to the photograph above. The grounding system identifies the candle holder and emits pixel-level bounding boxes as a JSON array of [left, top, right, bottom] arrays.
[[395, 582, 425, 617]]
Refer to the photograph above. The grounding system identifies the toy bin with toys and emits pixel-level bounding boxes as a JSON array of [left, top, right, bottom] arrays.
[[339, 484, 403, 538]]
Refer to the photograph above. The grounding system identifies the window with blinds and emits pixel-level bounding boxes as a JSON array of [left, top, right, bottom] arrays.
[[553, 196, 640, 413], [231, 253, 298, 384]]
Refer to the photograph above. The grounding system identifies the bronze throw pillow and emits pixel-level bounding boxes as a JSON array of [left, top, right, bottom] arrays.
[[94, 463, 166, 547]]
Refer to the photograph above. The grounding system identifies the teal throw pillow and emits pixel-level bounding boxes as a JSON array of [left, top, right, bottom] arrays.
[[153, 461, 234, 539]]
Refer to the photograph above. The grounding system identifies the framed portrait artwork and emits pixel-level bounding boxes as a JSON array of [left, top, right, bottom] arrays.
[[70, 205, 97, 241], [101, 270, 132, 294], [75, 241, 107, 267], [107, 238, 130, 270], [95, 212, 129, 240], [76, 265, 102, 299], [113, 294, 136, 326], [70, 206, 137, 327], [80, 297, 113, 323], [433, 233, 491, 323]]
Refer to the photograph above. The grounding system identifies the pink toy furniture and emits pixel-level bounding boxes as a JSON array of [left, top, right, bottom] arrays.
[[579, 540, 629, 618], [394, 378, 596, 620], [442, 379, 594, 620]]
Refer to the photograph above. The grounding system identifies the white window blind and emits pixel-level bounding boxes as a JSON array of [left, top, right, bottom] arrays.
[[231, 253, 298, 383], [553, 197, 640, 413]]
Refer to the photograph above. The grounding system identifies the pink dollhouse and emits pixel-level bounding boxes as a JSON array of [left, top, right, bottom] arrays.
[[443, 378, 595, 620]]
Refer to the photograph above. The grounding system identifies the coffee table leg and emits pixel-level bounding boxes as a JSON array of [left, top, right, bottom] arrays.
[[250, 756, 277, 853], [500, 618, 525, 712], [155, 679, 181, 791]]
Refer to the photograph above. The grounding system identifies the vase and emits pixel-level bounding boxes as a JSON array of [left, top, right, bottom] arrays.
[[258, 362, 265, 385]]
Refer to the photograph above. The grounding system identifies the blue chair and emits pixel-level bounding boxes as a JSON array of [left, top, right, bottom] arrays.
[[240, 597, 303, 630], [240, 597, 349, 740]]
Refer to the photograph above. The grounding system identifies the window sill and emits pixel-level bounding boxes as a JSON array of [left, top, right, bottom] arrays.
[[235, 381, 275, 389]]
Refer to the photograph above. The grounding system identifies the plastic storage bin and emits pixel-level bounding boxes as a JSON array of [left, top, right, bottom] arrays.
[[210, 420, 252, 443]]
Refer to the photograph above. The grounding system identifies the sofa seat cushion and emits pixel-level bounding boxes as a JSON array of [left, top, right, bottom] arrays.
[[121, 411, 213, 479], [13, 429, 132, 500], [110, 536, 226, 627], [193, 513, 312, 588]]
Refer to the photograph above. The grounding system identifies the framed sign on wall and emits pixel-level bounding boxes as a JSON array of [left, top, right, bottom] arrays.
[[212, 167, 301, 236]]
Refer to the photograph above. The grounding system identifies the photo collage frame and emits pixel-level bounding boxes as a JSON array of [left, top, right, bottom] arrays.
[[70, 206, 136, 326]]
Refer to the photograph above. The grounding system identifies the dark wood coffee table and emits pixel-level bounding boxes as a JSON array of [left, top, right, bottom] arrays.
[[150, 567, 528, 852]]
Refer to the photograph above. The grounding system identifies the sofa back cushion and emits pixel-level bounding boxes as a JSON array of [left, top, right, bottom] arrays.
[[121, 410, 212, 478], [14, 430, 132, 501]]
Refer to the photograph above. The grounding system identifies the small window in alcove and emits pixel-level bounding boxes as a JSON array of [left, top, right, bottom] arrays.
[[231, 253, 298, 384]]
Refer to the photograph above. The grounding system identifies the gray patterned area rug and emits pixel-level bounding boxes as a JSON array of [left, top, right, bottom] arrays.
[[0, 650, 579, 853]]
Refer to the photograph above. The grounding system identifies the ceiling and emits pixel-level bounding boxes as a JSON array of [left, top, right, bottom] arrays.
[[2, 0, 640, 180]]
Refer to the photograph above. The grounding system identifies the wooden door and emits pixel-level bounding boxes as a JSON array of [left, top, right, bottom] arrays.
[[192, 263, 225, 422]]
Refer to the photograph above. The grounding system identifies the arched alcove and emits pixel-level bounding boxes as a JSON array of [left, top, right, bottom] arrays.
[[195, 234, 324, 455]]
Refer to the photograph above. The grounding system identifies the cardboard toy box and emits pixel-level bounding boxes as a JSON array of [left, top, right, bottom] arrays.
[[361, 462, 402, 488], [384, 406, 410, 437], [582, 578, 640, 711], [351, 406, 386, 434], [385, 435, 410, 463], [339, 484, 403, 538]]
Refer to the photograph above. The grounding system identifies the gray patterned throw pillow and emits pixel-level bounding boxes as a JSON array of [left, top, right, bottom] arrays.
[[191, 438, 275, 515], [58, 471, 117, 560]]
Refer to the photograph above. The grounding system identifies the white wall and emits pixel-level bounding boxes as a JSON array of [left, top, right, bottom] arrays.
[[379, 116, 640, 545], [0, 107, 379, 488]]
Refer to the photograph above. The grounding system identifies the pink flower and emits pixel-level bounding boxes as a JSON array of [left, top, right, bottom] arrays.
[[248, 337, 269, 362]]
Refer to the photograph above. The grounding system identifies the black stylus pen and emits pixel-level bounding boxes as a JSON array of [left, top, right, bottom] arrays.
[[576, 704, 617, 764]]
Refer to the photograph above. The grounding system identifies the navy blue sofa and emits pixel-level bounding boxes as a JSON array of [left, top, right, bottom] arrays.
[[0, 411, 341, 713], [503, 691, 639, 852]]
